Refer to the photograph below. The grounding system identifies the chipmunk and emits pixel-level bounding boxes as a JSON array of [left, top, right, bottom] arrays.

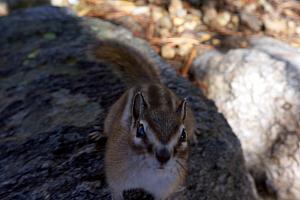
[[89, 40, 196, 200]]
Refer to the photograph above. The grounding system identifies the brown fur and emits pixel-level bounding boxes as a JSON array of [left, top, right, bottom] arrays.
[[90, 40, 196, 200], [89, 40, 160, 86]]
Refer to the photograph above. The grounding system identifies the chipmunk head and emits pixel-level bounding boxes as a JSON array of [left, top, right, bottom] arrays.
[[128, 90, 189, 167]]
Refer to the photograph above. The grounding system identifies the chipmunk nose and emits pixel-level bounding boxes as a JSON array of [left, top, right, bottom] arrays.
[[155, 148, 171, 165]]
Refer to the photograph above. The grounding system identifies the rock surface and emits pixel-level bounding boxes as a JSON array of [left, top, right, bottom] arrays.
[[0, 6, 257, 200], [192, 37, 300, 200]]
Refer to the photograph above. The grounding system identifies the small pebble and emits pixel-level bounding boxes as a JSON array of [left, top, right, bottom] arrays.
[[132, 6, 150, 15], [159, 28, 170, 37], [189, 8, 202, 18], [177, 25, 185, 33], [203, 7, 217, 25], [231, 15, 239, 26], [159, 16, 172, 29], [151, 7, 164, 21], [173, 17, 185, 26], [199, 33, 211, 42], [161, 44, 176, 59], [216, 11, 231, 27], [244, 3, 257, 12], [212, 38, 221, 46], [183, 20, 198, 30], [296, 27, 300, 36], [169, 0, 186, 17], [263, 17, 287, 33], [287, 21, 296, 34], [51, 0, 69, 6], [177, 43, 193, 57]]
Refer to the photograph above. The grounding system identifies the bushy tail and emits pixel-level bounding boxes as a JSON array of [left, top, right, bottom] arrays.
[[88, 40, 160, 87]]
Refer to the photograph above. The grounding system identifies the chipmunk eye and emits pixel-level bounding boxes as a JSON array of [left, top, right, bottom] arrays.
[[179, 128, 187, 143], [136, 123, 146, 138]]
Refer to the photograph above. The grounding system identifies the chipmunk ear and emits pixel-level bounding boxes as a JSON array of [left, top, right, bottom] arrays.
[[132, 91, 147, 121], [177, 98, 187, 122]]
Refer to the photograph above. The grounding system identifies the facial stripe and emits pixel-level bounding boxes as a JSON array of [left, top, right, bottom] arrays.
[[147, 84, 162, 108], [145, 84, 176, 111], [145, 110, 181, 143], [169, 125, 186, 147], [140, 120, 160, 145], [162, 87, 175, 109]]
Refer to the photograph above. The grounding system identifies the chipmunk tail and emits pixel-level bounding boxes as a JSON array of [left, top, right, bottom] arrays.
[[88, 39, 160, 87]]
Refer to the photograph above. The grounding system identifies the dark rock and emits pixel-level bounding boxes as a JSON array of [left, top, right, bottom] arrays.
[[3, 0, 51, 12], [0, 6, 257, 200]]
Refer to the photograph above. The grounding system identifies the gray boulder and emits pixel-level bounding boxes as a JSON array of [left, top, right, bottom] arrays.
[[0, 6, 257, 200], [192, 37, 300, 200]]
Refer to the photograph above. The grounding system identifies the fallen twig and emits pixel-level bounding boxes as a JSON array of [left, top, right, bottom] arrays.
[[180, 48, 197, 77]]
